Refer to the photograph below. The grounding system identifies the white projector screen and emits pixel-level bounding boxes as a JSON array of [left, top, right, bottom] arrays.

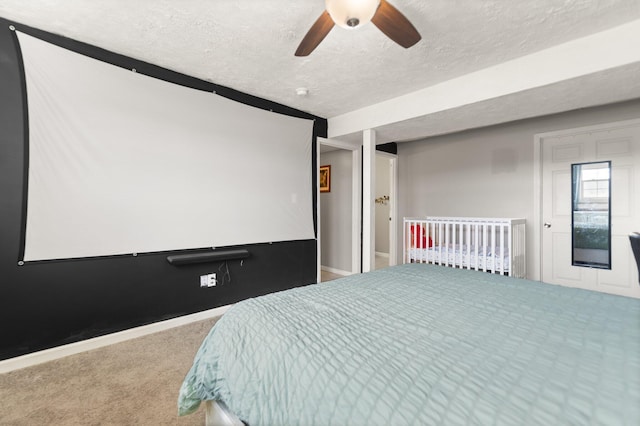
[[17, 32, 316, 262]]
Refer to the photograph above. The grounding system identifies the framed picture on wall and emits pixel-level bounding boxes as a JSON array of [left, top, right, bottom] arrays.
[[320, 165, 331, 193]]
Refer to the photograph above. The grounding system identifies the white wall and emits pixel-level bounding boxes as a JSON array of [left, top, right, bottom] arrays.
[[375, 155, 390, 255], [320, 149, 353, 273], [397, 99, 640, 276]]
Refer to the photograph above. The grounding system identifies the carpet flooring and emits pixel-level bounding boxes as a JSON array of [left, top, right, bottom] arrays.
[[0, 317, 219, 425]]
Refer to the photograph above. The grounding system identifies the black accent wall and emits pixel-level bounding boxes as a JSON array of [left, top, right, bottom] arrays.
[[0, 18, 327, 360]]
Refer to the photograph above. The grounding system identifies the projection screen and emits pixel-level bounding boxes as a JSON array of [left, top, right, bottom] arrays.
[[17, 32, 315, 262]]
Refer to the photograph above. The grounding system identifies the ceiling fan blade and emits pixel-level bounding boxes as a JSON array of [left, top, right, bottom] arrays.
[[295, 11, 335, 57], [371, 0, 421, 48]]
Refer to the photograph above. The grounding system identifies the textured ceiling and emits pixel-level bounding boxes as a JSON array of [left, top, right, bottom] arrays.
[[1, 0, 639, 143]]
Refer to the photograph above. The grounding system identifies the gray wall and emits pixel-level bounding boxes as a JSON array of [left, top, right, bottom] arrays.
[[375, 155, 391, 254], [397, 99, 640, 276], [320, 149, 353, 273]]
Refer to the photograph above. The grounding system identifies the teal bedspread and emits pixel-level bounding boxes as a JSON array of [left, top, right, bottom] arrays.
[[178, 264, 640, 425]]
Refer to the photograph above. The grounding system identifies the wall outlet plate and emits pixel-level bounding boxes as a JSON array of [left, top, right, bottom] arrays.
[[200, 273, 217, 287]]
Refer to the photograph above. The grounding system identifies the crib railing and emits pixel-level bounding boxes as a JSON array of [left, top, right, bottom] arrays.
[[404, 217, 526, 278]]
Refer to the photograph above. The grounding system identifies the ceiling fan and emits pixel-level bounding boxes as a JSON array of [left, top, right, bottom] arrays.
[[295, 0, 421, 56]]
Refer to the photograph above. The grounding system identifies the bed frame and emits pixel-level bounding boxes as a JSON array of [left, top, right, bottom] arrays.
[[204, 400, 244, 426], [403, 217, 526, 278]]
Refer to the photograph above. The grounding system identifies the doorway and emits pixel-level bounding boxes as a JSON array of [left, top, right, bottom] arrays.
[[535, 118, 640, 298], [317, 137, 361, 283]]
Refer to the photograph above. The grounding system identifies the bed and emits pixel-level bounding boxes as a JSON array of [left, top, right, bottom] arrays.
[[404, 217, 526, 278], [178, 263, 640, 425]]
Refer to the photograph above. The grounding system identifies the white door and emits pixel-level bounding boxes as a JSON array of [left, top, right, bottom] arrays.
[[541, 120, 640, 298], [374, 153, 398, 268]]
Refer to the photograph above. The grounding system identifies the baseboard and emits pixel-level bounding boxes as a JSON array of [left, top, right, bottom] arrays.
[[375, 252, 390, 258], [320, 265, 353, 276], [0, 304, 231, 374]]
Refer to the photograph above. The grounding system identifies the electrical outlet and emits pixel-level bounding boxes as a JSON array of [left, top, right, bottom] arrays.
[[207, 273, 217, 287], [200, 273, 217, 287]]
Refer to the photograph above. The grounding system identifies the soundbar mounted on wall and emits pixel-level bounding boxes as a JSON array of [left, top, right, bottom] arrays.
[[166, 249, 250, 266]]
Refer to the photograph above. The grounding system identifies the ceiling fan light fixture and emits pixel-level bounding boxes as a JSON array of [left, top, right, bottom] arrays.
[[325, 0, 380, 29], [295, 0, 420, 56]]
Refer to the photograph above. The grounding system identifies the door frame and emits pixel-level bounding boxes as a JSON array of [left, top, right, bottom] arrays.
[[532, 117, 640, 282], [317, 137, 362, 283]]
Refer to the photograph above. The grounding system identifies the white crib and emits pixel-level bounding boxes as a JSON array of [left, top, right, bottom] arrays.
[[403, 217, 526, 278]]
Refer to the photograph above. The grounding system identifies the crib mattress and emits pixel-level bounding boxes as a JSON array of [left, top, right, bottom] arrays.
[[408, 246, 511, 271], [178, 263, 640, 425]]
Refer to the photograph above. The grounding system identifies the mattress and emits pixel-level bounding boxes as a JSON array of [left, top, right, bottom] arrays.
[[178, 263, 640, 425], [408, 246, 511, 271]]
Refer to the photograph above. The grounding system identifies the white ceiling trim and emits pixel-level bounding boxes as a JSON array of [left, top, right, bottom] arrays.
[[328, 19, 640, 140]]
